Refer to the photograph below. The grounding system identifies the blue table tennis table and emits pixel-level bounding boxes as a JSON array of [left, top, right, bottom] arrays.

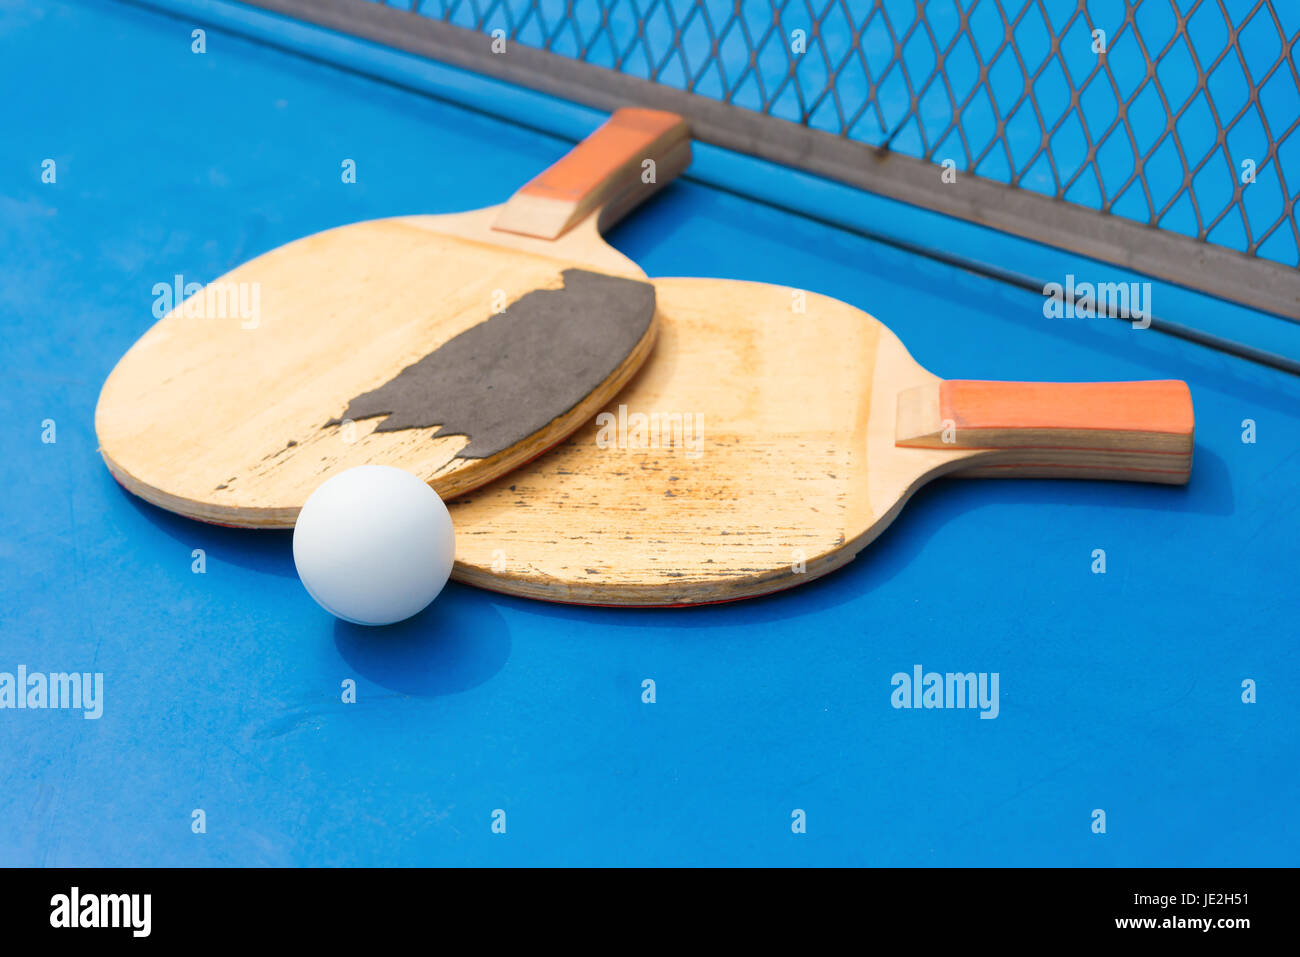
[[1, 0, 1297, 866]]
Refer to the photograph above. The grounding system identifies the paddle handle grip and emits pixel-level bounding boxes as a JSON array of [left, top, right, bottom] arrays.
[[492, 108, 690, 240], [896, 379, 1194, 484]]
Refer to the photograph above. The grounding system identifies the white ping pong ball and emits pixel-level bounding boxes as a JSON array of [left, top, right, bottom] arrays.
[[293, 465, 455, 626]]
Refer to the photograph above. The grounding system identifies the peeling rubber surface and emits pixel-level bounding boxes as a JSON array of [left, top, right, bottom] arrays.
[[334, 269, 654, 458]]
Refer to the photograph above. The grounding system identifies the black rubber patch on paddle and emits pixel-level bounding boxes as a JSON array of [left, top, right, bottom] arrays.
[[331, 269, 654, 459]]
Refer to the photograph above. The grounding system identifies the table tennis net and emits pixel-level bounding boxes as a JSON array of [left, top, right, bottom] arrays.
[[245, 0, 1298, 320]]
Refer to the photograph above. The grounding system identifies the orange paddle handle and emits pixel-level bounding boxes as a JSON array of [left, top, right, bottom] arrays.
[[897, 379, 1194, 484], [941, 380, 1193, 436], [492, 108, 690, 240]]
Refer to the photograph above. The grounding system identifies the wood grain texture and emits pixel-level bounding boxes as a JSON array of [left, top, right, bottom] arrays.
[[448, 278, 1194, 606], [95, 207, 656, 527]]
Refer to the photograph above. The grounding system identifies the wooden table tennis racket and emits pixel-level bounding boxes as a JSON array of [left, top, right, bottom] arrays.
[[448, 278, 1194, 606], [95, 108, 690, 527]]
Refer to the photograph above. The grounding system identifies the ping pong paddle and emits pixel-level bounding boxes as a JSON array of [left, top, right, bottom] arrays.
[[95, 108, 690, 527], [447, 278, 1194, 606]]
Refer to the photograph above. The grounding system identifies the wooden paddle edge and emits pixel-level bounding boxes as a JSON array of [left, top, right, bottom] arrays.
[[432, 306, 661, 501]]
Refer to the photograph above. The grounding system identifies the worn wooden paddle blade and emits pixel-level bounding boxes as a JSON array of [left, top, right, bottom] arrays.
[[95, 109, 690, 527], [448, 278, 1193, 606]]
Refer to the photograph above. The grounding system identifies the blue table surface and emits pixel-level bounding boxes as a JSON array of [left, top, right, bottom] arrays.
[[1, 0, 1297, 866]]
